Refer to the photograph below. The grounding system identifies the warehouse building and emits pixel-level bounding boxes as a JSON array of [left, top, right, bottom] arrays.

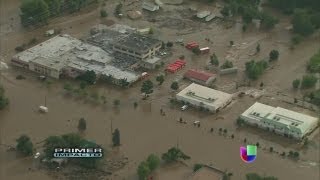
[[113, 33, 162, 61], [240, 102, 319, 140], [176, 83, 232, 113], [11, 34, 140, 85], [184, 69, 216, 86]]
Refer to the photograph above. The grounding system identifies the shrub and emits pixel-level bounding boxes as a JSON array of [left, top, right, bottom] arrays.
[[269, 50, 279, 61], [100, 9, 108, 17], [301, 74, 317, 89], [292, 79, 300, 89]]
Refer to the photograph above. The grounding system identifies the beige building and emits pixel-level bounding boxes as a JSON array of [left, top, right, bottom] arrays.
[[240, 102, 319, 140], [113, 33, 162, 61], [176, 83, 232, 113]]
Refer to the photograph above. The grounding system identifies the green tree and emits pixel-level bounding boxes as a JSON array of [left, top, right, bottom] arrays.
[[20, 0, 50, 26], [43, 135, 66, 159], [193, 164, 204, 172], [166, 42, 173, 47], [119, 78, 129, 87], [170, 81, 179, 91], [292, 9, 315, 36], [256, 44, 260, 53], [307, 50, 320, 73], [134, 101, 138, 108], [221, 60, 234, 69], [77, 70, 96, 85], [100, 74, 114, 84], [246, 173, 278, 180], [141, 80, 154, 95], [221, 6, 230, 17], [192, 47, 201, 55], [260, 12, 278, 29], [146, 154, 160, 171], [114, 3, 123, 16], [245, 60, 268, 80], [210, 54, 219, 66], [16, 135, 33, 156], [161, 147, 190, 163], [292, 79, 300, 89], [78, 118, 87, 132], [100, 9, 108, 17], [156, 75, 165, 85], [64, 83, 73, 93], [113, 99, 120, 107], [301, 74, 317, 89], [44, 0, 62, 16], [269, 50, 279, 61], [137, 161, 151, 180], [112, 128, 120, 146], [229, 41, 234, 46]]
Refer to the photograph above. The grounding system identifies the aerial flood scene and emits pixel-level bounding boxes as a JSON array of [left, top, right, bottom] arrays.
[[0, 0, 320, 180]]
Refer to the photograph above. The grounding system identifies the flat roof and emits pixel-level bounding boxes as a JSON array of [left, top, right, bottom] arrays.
[[241, 102, 319, 134], [113, 33, 162, 53], [13, 34, 82, 63], [176, 83, 232, 108], [143, 56, 161, 64]]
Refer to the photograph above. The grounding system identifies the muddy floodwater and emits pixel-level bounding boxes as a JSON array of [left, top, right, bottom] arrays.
[[1, 71, 319, 180]]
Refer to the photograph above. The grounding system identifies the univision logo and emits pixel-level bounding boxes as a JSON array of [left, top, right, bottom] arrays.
[[240, 145, 257, 163]]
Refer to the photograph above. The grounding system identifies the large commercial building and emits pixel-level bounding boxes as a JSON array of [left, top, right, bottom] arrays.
[[240, 102, 319, 140], [112, 33, 162, 61], [11, 34, 140, 84], [176, 83, 232, 113]]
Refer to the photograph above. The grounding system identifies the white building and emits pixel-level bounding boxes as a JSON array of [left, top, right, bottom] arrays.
[[176, 83, 232, 113], [240, 102, 319, 140]]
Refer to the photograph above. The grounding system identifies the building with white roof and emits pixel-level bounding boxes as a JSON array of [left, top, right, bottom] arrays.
[[176, 83, 232, 113], [11, 34, 140, 84], [240, 102, 319, 140]]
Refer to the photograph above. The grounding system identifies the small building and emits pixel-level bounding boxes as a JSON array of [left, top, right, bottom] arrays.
[[239, 102, 319, 140], [176, 83, 232, 113], [184, 69, 216, 86], [112, 33, 162, 61], [142, 2, 160, 12], [139, 56, 161, 69]]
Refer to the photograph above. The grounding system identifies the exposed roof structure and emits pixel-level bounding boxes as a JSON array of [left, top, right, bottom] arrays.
[[113, 33, 162, 53]]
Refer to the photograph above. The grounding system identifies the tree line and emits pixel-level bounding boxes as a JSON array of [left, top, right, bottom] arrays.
[[268, 0, 320, 37], [20, 0, 98, 26], [221, 0, 279, 30]]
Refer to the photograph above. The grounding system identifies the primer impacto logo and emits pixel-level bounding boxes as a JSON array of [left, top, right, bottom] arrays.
[[54, 148, 103, 158]]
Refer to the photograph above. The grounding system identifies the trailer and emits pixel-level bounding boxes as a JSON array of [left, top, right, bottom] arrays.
[[200, 47, 210, 54]]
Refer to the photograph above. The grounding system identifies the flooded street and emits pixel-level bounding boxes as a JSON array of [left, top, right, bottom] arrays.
[[1, 0, 320, 179]]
